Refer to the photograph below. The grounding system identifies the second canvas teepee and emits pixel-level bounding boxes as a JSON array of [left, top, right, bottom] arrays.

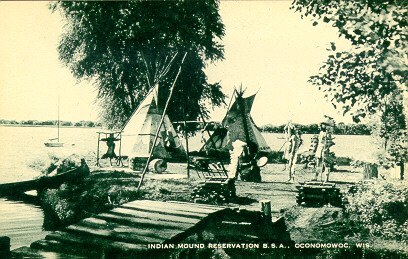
[[201, 88, 272, 154]]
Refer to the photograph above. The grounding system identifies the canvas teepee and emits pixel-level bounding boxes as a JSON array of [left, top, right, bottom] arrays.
[[120, 87, 186, 160], [201, 88, 272, 154], [120, 52, 186, 161]]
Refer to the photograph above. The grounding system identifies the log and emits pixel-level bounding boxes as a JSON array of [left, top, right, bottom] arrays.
[[148, 159, 167, 173], [363, 163, 378, 179], [0, 167, 82, 196]]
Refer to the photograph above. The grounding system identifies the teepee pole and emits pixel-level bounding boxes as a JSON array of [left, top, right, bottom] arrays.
[[182, 85, 190, 178], [137, 51, 188, 193], [184, 120, 190, 178], [57, 96, 60, 142]]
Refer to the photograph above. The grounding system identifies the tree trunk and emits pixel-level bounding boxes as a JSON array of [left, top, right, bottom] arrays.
[[401, 82, 407, 180], [363, 163, 378, 179]]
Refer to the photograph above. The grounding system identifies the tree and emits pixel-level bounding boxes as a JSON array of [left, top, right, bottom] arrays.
[[60, 121, 73, 127], [292, 0, 407, 178], [51, 1, 226, 129]]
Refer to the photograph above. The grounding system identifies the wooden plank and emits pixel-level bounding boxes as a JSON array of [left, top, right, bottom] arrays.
[[66, 224, 164, 244], [212, 234, 260, 243], [66, 225, 110, 237], [95, 212, 195, 230], [106, 225, 182, 241], [140, 200, 223, 211], [212, 224, 259, 237], [128, 200, 221, 214], [77, 217, 184, 241], [31, 239, 103, 257], [123, 200, 212, 214], [166, 201, 230, 212], [111, 207, 201, 224], [81, 217, 108, 225], [133, 199, 222, 209], [122, 203, 210, 219], [46, 231, 148, 252]]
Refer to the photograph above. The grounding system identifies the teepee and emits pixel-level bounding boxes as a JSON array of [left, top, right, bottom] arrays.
[[120, 53, 186, 161], [201, 88, 272, 154], [120, 89, 185, 160]]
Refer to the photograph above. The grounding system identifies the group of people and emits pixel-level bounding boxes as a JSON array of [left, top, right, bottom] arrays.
[[100, 119, 333, 184], [226, 120, 335, 183], [283, 121, 334, 182]]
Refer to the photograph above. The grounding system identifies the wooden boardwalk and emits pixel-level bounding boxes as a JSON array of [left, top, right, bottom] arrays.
[[28, 200, 229, 257]]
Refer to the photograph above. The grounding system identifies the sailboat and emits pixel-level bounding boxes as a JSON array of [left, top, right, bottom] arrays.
[[44, 97, 64, 147]]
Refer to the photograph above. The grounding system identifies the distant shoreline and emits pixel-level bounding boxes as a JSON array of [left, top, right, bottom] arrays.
[[0, 124, 101, 129]]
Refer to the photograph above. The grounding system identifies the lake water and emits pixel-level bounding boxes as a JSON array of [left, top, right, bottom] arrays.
[[0, 125, 99, 250], [0, 125, 377, 250], [188, 132, 377, 162]]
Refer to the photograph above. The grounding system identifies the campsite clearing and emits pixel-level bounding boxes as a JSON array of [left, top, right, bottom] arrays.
[[10, 160, 408, 257], [90, 162, 364, 212]]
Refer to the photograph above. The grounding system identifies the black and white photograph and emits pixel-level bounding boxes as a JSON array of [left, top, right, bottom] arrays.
[[0, 0, 407, 258]]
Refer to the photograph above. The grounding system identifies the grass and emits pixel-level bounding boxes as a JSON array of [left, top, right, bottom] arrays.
[[36, 156, 407, 258]]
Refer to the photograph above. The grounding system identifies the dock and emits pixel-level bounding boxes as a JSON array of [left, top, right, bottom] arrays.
[[11, 199, 290, 257], [14, 200, 229, 257]]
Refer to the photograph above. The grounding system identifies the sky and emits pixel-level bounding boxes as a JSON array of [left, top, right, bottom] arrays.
[[0, 1, 352, 126]]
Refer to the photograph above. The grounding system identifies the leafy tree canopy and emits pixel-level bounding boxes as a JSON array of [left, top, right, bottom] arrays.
[[291, 0, 407, 171], [51, 1, 226, 129], [291, 0, 407, 123]]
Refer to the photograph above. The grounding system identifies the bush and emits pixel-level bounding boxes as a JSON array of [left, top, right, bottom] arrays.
[[38, 170, 197, 230], [41, 188, 78, 229], [335, 156, 353, 166], [343, 180, 408, 241]]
